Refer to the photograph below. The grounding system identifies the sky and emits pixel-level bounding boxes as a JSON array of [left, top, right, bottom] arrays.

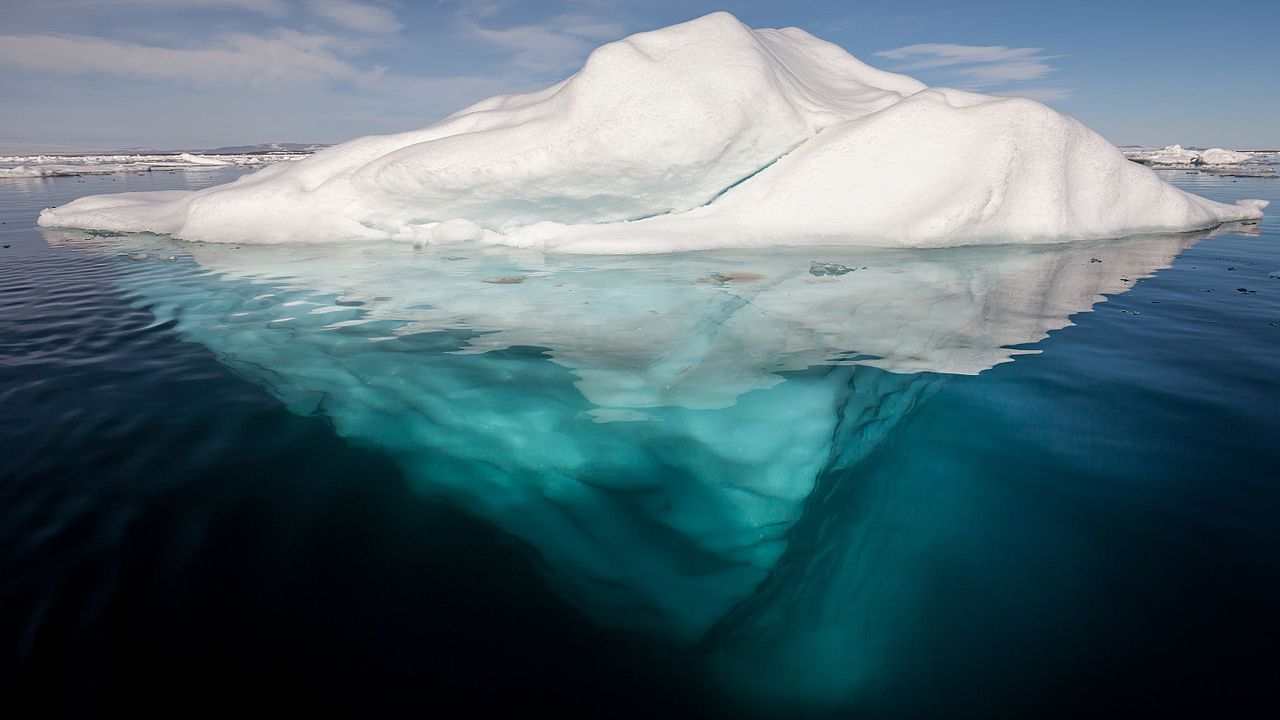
[[1, 0, 1276, 152]]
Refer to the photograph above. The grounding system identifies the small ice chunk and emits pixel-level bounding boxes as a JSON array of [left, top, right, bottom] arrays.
[[810, 261, 854, 277], [1199, 148, 1252, 165], [177, 153, 231, 166], [1235, 199, 1270, 210]]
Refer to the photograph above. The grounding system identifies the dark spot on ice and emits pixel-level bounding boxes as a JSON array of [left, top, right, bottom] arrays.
[[1237, 288, 1256, 294], [809, 261, 853, 277], [698, 271, 764, 284], [1090, 257, 1102, 263], [1227, 266, 1236, 271]]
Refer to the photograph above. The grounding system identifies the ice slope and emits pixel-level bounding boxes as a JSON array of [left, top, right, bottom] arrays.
[[44, 223, 1232, 641], [38, 12, 1264, 250]]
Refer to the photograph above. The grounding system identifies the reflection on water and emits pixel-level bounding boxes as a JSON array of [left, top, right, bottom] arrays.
[[40, 222, 1240, 645], [6, 167, 1279, 715]]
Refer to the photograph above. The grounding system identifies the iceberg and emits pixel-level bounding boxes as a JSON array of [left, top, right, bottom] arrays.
[[38, 12, 1263, 249], [1197, 148, 1253, 165], [175, 152, 232, 166], [1130, 143, 1204, 165]]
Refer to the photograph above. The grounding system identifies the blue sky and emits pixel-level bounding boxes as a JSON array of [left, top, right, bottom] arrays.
[[1, 0, 1276, 151]]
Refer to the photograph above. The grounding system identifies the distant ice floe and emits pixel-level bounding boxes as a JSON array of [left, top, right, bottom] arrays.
[[39, 11, 1264, 250], [0, 152, 308, 178], [1122, 144, 1277, 177]]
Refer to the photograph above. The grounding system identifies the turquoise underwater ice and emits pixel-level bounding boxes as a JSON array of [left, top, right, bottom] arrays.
[[41, 222, 1242, 701]]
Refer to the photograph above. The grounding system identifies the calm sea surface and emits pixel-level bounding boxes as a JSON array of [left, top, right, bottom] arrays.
[[2, 167, 1277, 717]]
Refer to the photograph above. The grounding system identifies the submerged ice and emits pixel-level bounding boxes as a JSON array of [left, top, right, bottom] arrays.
[[38, 12, 1264, 249], [44, 223, 1233, 644]]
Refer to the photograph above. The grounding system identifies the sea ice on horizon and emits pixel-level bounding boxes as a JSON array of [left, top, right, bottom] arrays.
[[0, 152, 306, 178], [1123, 144, 1255, 167], [38, 12, 1266, 250]]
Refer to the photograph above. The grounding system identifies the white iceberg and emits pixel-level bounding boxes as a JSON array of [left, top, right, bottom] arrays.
[[175, 152, 232, 166], [38, 12, 1264, 250], [1129, 143, 1203, 165], [1197, 147, 1252, 165]]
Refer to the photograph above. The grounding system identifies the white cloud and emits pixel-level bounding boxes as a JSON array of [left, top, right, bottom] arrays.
[[0, 28, 510, 106], [307, 0, 403, 34], [877, 44, 1047, 69], [453, 2, 627, 74], [991, 87, 1072, 103], [0, 31, 362, 86], [14, 0, 292, 16], [875, 43, 1068, 98]]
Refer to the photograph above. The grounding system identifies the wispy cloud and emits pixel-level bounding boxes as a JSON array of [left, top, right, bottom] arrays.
[[991, 87, 1071, 103], [0, 31, 366, 86], [14, 0, 292, 16], [306, 0, 402, 34], [451, 1, 628, 75], [16, 1, 402, 31], [875, 43, 1069, 99], [0, 28, 507, 105]]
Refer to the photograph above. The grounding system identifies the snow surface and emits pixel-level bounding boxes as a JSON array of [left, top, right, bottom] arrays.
[[38, 12, 1264, 250]]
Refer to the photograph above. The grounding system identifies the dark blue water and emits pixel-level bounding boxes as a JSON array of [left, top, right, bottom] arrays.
[[2, 168, 1277, 717]]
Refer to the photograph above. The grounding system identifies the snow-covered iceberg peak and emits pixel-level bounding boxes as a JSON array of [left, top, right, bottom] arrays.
[[39, 12, 1265, 250]]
